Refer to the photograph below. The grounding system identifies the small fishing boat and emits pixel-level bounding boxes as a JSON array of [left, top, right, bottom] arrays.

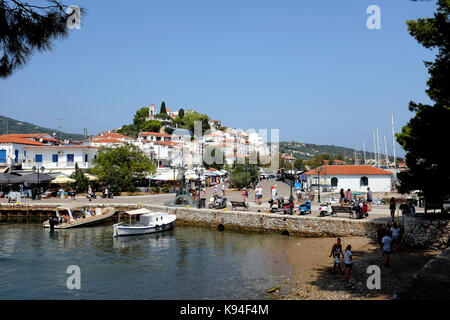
[[113, 208, 176, 237], [43, 207, 116, 229]]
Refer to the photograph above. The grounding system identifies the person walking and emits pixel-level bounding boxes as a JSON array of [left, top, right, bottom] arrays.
[[242, 187, 248, 203], [389, 197, 396, 221], [272, 184, 277, 201], [329, 238, 344, 273], [346, 189, 352, 204], [221, 183, 226, 197], [381, 230, 393, 266], [296, 187, 302, 205], [343, 245, 353, 283], [340, 188, 345, 207], [367, 187, 373, 211]]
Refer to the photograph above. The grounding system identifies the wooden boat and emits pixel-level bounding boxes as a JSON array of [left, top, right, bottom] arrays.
[[113, 208, 176, 237], [43, 207, 116, 229]]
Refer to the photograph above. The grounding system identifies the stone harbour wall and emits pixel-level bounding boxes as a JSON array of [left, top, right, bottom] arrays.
[[403, 214, 450, 250], [145, 205, 384, 238]]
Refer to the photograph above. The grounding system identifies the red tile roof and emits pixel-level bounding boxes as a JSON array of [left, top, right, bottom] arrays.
[[92, 138, 123, 143], [140, 132, 171, 137], [0, 136, 44, 146], [93, 132, 134, 140], [303, 165, 392, 176]]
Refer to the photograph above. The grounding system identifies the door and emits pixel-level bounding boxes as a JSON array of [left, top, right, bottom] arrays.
[[0, 150, 6, 163]]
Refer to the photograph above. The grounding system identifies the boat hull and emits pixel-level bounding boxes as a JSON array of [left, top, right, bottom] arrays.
[[113, 215, 176, 237], [43, 208, 116, 229]]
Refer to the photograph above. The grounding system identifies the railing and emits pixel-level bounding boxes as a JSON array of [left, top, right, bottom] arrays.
[[22, 161, 92, 169]]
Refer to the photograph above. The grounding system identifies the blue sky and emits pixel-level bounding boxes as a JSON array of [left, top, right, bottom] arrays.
[[0, 0, 438, 156]]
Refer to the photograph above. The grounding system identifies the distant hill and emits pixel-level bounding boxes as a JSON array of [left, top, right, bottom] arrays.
[[0, 115, 84, 141], [280, 141, 394, 161]]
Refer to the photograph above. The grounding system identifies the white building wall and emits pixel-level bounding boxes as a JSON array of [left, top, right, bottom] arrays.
[[307, 174, 392, 192]]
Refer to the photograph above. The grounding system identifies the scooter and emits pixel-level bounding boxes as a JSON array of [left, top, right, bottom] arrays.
[[209, 194, 227, 209], [282, 195, 296, 215], [86, 192, 97, 201], [319, 202, 333, 217], [352, 200, 369, 219], [268, 196, 285, 213], [102, 192, 114, 199], [299, 200, 312, 215]]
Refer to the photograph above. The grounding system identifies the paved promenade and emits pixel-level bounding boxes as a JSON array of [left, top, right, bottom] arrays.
[[0, 179, 399, 223]]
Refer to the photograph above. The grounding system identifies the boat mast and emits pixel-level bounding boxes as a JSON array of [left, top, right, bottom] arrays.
[[376, 129, 381, 168], [391, 114, 397, 169], [373, 130, 377, 167], [384, 136, 389, 167], [363, 142, 366, 165]]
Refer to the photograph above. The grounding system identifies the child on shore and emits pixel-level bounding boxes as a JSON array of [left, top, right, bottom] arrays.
[[329, 238, 344, 273], [344, 245, 353, 283]]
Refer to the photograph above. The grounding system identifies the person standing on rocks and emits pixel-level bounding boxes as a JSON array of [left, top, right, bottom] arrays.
[[381, 230, 393, 267], [329, 238, 344, 273], [343, 245, 353, 283]]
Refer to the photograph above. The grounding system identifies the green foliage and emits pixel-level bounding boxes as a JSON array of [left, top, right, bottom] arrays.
[[0, 1, 83, 78], [141, 120, 162, 133], [396, 0, 450, 202], [294, 159, 305, 171], [181, 110, 210, 134], [91, 143, 156, 194], [160, 101, 167, 114], [69, 163, 89, 193], [133, 107, 150, 128], [117, 124, 139, 138], [230, 165, 258, 189]]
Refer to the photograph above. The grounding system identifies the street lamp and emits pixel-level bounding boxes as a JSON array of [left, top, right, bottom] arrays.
[[32, 165, 45, 200], [194, 168, 204, 208], [317, 166, 322, 203]]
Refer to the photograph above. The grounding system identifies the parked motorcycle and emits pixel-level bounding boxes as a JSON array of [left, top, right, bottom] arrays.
[[86, 192, 97, 201], [352, 200, 369, 219], [102, 192, 114, 199], [268, 196, 285, 213], [299, 200, 312, 215], [282, 195, 296, 215], [209, 194, 227, 209], [319, 202, 333, 217]]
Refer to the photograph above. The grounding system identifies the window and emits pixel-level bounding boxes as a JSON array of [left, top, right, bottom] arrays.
[[360, 176, 368, 186], [35, 154, 43, 163], [85, 154, 88, 162], [67, 154, 74, 163], [0, 150, 6, 163], [15, 150, 19, 163], [331, 177, 338, 187], [52, 154, 58, 163]]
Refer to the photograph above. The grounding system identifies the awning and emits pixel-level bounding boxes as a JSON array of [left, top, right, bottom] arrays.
[[9, 172, 54, 184], [84, 173, 99, 181], [52, 175, 76, 184]]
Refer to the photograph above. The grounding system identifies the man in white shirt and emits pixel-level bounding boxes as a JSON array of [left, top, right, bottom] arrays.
[[271, 185, 277, 201], [221, 183, 226, 196]]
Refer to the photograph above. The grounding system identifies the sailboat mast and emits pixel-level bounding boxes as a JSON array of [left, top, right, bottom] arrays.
[[363, 142, 366, 165], [376, 129, 381, 168], [391, 114, 397, 169], [384, 136, 389, 167], [373, 130, 377, 167]]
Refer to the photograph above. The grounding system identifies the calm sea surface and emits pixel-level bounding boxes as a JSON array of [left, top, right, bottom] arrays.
[[0, 221, 294, 299]]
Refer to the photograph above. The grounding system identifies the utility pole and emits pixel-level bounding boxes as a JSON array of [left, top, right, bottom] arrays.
[[391, 114, 397, 169], [57, 118, 64, 142]]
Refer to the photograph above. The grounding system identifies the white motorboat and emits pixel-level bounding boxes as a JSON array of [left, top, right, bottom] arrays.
[[113, 208, 176, 237]]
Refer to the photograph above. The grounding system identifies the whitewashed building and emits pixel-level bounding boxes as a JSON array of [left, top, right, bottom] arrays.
[[22, 145, 99, 174], [303, 165, 393, 192]]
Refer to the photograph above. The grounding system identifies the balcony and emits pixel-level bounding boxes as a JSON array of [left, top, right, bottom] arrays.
[[22, 160, 92, 170]]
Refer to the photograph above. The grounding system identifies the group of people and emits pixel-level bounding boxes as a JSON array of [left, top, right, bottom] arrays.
[[377, 221, 402, 266], [329, 238, 353, 283], [339, 187, 374, 211]]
